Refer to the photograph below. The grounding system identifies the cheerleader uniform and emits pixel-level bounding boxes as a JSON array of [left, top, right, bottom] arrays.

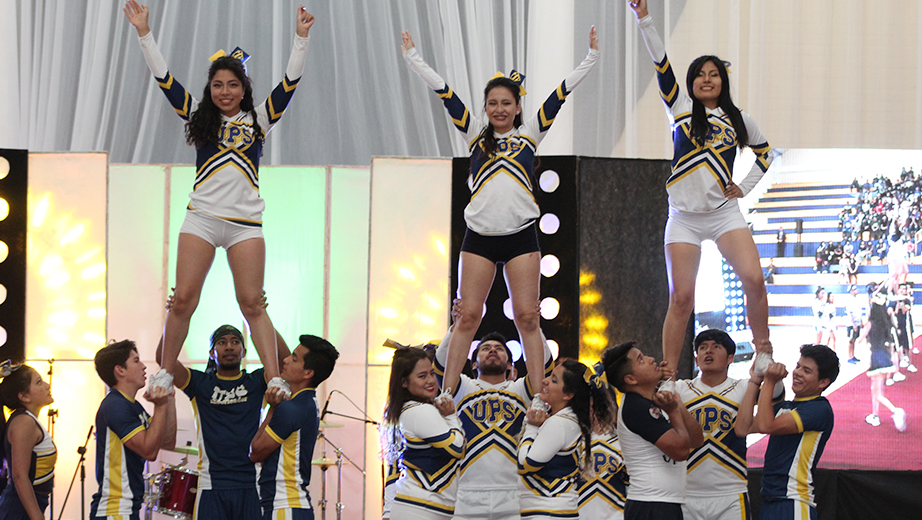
[[517, 408, 582, 520], [404, 47, 599, 262], [636, 15, 773, 246], [392, 401, 466, 520], [0, 410, 56, 520], [137, 31, 309, 247], [433, 328, 553, 520], [576, 432, 628, 520]]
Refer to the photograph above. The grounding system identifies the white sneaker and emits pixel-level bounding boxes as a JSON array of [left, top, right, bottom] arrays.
[[913, 347, 919, 355], [656, 378, 676, 395], [886, 377, 895, 386], [865, 414, 881, 426], [752, 352, 774, 377], [148, 368, 173, 391], [908, 364, 918, 373], [900, 358, 909, 368], [530, 396, 550, 413], [893, 372, 906, 383], [893, 408, 907, 432], [434, 388, 454, 407], [267, 377, 291, 399]]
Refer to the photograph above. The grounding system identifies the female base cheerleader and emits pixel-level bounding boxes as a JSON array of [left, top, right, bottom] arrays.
[[123, 1, 315, 394], [518, 360, 614, 519], [0, 363, 56, 520], [401, 27, 600, 396], [628, 0, 773, 382], [383, 347, 466, 519]]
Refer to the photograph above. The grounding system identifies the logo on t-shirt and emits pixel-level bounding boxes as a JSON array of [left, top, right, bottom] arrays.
[[649, 405, 663, 420], [210, 384, 249, 405]]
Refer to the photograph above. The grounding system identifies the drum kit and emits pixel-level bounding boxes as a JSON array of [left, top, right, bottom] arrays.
[[144, 442, 201, 519], [312, 419, 364, 520]]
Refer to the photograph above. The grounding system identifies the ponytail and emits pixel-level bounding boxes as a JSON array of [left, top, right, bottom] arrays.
[[560, 359, 615, 474], [0, 362, 33, 462]]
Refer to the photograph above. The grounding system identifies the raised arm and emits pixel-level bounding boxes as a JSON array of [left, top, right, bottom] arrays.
[[402, 31, 474, 139], [125, 1, 198, 121], [523, 26, 600, 141], [124, 386, 177, 460], [254, 6, 313, 134], [631, 1, 684, 113]]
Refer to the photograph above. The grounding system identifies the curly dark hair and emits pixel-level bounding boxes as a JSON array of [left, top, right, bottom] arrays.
[[685, 55, 748, 150], [185, 57, 263, 149]]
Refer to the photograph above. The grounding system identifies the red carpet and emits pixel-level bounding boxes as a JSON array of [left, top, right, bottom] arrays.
[[748, 340, 922, 471]]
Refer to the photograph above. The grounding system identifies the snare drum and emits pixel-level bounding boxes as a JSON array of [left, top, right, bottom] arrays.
[[147, 464, 199, 519]]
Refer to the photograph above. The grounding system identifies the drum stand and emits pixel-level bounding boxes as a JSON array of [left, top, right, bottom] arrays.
[[315, 430, 364, 520]]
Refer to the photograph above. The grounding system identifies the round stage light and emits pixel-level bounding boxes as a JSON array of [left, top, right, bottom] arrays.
[[0, 199, 8, 221], [0, 241, 7, 262], [539, 170, 560, 193], [0, 326, 6, 346], [547, 339, 559, 359], [506, 340, 523, 362], [503, 298, 514, 320], [540, 297, 560, 320], [0, 284, 5, 304], [540, 255, 560, 277], [0, 157, 8, 180], [539, 213, 560, 234]]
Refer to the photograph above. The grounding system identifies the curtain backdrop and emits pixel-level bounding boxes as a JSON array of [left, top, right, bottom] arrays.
[[4, 1, 922, 166]]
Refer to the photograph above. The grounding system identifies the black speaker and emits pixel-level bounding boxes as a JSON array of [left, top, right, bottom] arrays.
[[795, 218, 804, 234], [0, 149, 28, 363], [450, 156, 696, 377], [794, 243, 804, 257], [733, 341, 755, 362]]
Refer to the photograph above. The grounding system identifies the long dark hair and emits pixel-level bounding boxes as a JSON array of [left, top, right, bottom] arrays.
[[477, 77, 523, 158], [558, 359, 615, 473], [381, 348, 434, 463], [185, 57, 263, 149], [685, 55, 748, 149], [0, 365, 36, 462]]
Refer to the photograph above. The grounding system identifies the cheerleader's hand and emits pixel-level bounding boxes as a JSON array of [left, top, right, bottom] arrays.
[[526, 407, 548, 427], [724, 181, 744, 199], [434, 396, 456, 417], [296, 6, 315, 37], [123, 0, 151, 37], [401, 31, 415, 54], [589, 25, 599, 51], [628, 0, 648, 19]]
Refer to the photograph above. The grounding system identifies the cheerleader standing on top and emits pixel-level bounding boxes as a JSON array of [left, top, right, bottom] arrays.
[[401, 27, 600, 396], [517, 360, 614, 519], [0, 363, 57, 520], [628, 0, 774, 383], [383, 347, 466, 520], [124, 1, 314, 395]]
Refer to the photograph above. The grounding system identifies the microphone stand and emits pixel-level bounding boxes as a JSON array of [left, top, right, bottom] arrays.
[[46, 358, 57, 516], [58, 425, 93, 520]]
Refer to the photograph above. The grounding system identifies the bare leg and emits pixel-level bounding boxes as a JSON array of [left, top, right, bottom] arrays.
[[662, 243, 702, 372], [161, 233, 216, 373], [442, 252, 496, 393], [503, 251, 543, 394], [226, 238, 279, 379], [871, 374, 898, 415], [716, 229, 770, 351]]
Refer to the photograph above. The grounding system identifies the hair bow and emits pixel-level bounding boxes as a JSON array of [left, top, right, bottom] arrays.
[[489, 69, 527, 96], [583, 362, 608, 392], [209, 46, 251, 65], [0, 359, 20, 378]]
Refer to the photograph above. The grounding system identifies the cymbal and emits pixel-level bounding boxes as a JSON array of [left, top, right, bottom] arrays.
[[319, 421, 344, 429], [311, 457, 348, 467], [172, 445, 199, 456]]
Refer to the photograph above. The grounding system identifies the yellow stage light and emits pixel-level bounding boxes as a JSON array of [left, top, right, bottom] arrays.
[[0, 241, 7, 262], [0, 157, 8, 179], [87, 308, 106, 318], [397, 266, 415, 280], [59, 223, 84, 246], [434, 237, 447, 256], [82, 332, 106, 344], [0, 199, 9, 221], [378, 308, 399, 319], [0, 284, 5, 304], [580, 291, 601, 304], [81, 263, 106, 279], [583, 315, 609, 330], [31, 194, 50, 227], [579, 272, 595, 286]]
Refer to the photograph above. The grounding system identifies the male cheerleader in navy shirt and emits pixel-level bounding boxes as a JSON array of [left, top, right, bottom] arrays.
[[155, 324, 289, 520], [602, 342, 703, 520], [90, 340, 177, 520], [250, 335, 339, 520], [750, 345, 838, 520]]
